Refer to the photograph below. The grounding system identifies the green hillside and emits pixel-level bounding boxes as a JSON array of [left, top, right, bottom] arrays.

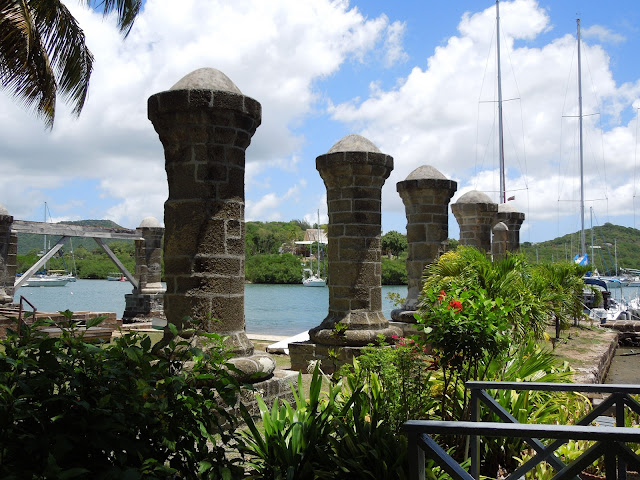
[[17, 219, 133, 255], [519, 223, 640, 273]]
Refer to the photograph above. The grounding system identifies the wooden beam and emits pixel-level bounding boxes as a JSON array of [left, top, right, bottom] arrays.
[[12, 220, 143, 240], [94, 238, 138, 289], [14, 237, 69, 288]]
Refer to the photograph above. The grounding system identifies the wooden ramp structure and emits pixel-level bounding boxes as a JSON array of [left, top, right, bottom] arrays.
[[12, 220, 143, 289]]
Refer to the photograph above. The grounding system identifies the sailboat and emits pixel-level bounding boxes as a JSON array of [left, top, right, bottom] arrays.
[[302, 211, 326, 287], [22, 202, 71, 287]]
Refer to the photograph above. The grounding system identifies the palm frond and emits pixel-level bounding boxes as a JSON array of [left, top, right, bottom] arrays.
[[89, 0, 142, 36], [0, 0, 57, 127]]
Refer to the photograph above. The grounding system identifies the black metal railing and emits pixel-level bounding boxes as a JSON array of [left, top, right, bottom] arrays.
[[404, 382, 640, 480]]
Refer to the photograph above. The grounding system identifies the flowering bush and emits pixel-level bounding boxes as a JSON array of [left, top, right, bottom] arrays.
[[416, 284, 514, 422]]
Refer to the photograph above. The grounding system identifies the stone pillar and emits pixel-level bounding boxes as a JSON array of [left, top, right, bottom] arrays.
[[136, 217, 164, 295], [308, 134, 401, 347], [123, 217, 165, 322], [391, 166, 457, 324], [148, 67, 274, 381], [451, 191, 498, 252], [496, 203, 525, 252], [0, 204, 16, 303], [491, 222, 509, 260]]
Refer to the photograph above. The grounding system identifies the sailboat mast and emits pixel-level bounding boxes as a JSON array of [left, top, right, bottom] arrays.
[[577, 18, 587, 259], [316, 210, 321, 277], [496, 0, 506, 204]]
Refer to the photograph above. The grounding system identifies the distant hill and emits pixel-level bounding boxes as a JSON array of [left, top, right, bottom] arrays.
[[519, 223, 640, 273], [17, 219, 134, 255]]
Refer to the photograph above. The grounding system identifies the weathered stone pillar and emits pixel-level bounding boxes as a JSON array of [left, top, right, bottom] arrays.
[[0, 204, 16, 303], [496, 203, 525, 252], [308, 134, 401, 347], [123, 217, 165, 322], [148, 67, 274, 380], [136, 217, 164, 295], [391, 166, 457, 324], [491, 222, 509, 260], [451, 191, 498, 252]]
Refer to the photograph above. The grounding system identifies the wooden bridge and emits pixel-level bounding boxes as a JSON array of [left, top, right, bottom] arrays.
[[11, 220, 143, 289]]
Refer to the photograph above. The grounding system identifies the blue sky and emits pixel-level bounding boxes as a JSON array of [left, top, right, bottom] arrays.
[[2, 0, 640, 246]]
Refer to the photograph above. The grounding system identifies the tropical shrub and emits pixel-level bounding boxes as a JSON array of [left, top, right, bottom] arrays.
[[239, 365, 340, 480], [417, 285, 513, 422], [381, 256, 408, 285], [245, 253, 303, 284], [0, 314, 244, 480], [240, 363, 411, 479]]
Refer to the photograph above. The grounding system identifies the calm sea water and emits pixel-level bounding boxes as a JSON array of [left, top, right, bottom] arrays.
[[13, 280, 408, 336]]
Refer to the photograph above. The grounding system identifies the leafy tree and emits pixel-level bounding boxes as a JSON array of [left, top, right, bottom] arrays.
[[1, 0, 142, 128], [381, 257, 407, 285], [245, 253, 302, 284], [381, 231, 407, 258]]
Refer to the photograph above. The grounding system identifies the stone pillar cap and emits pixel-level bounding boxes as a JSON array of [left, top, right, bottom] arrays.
[[455, 190, 495, 205], [0, 203, 8, 216], [328, 134, 381, 153], [170, 67, 242, 94], [498, 203, 518, 213], [139, 216, 161, 228], [405, 165, 447, 181]]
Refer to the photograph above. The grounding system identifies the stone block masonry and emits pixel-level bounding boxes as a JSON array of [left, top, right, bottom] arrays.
[[148, 68, 275, 382], [393, 165, 457, 321], [305, 134, 401, 348]]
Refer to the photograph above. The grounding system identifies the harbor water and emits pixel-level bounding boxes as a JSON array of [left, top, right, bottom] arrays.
[[13, 281, 408, 336]]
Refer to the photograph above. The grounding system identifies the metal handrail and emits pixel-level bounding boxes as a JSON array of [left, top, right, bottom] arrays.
[[404, 420, 640, 480], [468, 382, 640, 479], [18, 296, 37, 335], [404, 382, 640, 480]]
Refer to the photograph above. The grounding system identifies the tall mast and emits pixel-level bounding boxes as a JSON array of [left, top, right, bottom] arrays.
[[316, 210, 321, 277], [577, 18, 586, 259], [496, 0, 506, 204]]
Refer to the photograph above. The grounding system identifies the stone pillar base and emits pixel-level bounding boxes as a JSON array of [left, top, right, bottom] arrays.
[[288, 341, 383, 374], [308, 311, 401, 347], [123, 293, 165, 323], [238, 369, 298, 416], [0, 288, 11, 304], [228, 353, 277, 383], [390, 307, 419, 323]]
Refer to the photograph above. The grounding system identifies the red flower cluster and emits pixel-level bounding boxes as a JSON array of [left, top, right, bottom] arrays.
[[437, 290, 446, 301], [448, 300, 463, 313]]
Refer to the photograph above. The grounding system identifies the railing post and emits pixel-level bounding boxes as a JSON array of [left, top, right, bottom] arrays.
[[604, 445, 617, 480], [470, 388, 480, 479], [407, 432, 425, 480], [617, 394, 626, 480]]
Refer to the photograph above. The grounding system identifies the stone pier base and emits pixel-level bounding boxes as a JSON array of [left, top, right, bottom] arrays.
[[123, 293, 165, 323], [238, 369, 298, 416], [289, 341, 379, 374]]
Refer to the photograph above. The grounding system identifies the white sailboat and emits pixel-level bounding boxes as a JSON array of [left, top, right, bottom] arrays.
[[302, 211, 326, 287], [22, 202, 71, 287]]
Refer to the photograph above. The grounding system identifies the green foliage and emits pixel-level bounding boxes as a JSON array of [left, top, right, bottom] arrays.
[[240, 363, 409, 479], [245, 253, 302, 284], [421, 246, 582, 341], [340, 340, 438, 433], [245, 221, 306, 256], [381, 231, 407, 258], [519, 222, 640, 273], [381, 256, 408, 285], [0, 315, 244, 479], [239, 365, 342, 479]]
